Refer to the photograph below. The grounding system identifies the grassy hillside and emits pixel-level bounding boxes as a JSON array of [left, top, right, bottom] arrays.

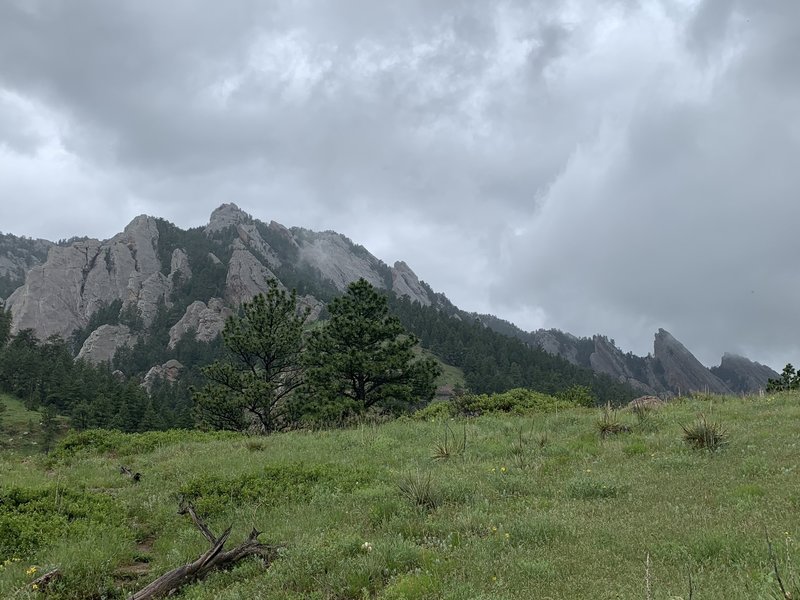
[[2, 394, 800, 598], [0, 394, 44, 454]]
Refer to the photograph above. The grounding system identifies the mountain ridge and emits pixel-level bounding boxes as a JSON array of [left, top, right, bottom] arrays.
[[0, 204, 776, 397]]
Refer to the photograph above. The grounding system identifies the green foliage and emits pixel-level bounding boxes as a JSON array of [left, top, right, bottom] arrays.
[[0, 303, 10, 349], [767, 363, 800, 392], [40, 405, 59, 453], [397, 471, 440, 511], [682, 414, 728, 452], [431, 422, 466, 460], [387, 294, 637, 403], [179, 463, 369, 516], [194, 281, 308, 433], [0, 486, 121, 559], [596, 402, 631, 439], [557, 384, 596, 407], [304, 279, 440, 421], [52, 428, 237, 459]]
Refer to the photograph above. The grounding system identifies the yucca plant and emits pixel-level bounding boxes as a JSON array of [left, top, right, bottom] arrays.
[[398, 471, 440, 511], [596, 402, 630, 439], [431, 422, 466, 461], [682, 414, 728, 452]]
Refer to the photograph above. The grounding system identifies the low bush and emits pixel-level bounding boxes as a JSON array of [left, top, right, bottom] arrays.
[[52, 428, 238, 459], [682, 414, 728, 452], [415, 388, 571, 419]]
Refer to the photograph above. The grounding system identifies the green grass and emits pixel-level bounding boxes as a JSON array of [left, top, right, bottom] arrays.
[[0, 394, 44, 454], [2, 393, 800, 598]]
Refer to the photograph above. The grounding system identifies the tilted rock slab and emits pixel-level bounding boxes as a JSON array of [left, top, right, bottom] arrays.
[[77, 324, 136, 365]]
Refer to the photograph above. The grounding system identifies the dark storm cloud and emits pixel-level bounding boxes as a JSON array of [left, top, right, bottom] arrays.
[[0, 0, 797, 368]]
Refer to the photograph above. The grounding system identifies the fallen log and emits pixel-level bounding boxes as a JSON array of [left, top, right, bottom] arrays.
[[128, 501, 279, 600], [119, 465, 141, 482]]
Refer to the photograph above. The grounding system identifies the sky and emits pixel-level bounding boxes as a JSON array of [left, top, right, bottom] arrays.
[[0, 0, 798, 370]]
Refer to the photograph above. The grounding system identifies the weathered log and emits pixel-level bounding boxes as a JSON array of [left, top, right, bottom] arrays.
[[128, 502, 279, 600], [31, 568, 61, 591], [120, 465, 141, 482]]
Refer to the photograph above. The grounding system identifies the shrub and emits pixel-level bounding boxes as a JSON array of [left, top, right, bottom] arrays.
[[398, 471, 440, 511], [416, 388, 570, 419], [431, 422, 466, 460], [596, 403, 630, 439], [556, 384, 596, 408], [682, 414, 728, 452]]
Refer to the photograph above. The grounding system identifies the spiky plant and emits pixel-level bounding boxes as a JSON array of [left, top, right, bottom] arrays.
[[682, 414, 728, 452]]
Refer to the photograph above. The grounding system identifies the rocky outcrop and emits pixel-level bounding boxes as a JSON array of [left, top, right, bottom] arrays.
[[710, 353, 779, 394], [298, 294, 324, 322], [170, 248, 192, 281], [225, 240, 281, 306], [0, 233, 53, 299], [652, 329, 731, 395], [143, 359, 184, 392], [8, 215, 161, 339], [168, 298, 232, 348], [77, 324, 136, 364], [531, 329, 581, 365], [589, 336, 658, 395], [205, 203, 251, 234], [236, 223, 280, 267], [390, 261, 431, 306], [296, 230, 387, 292]]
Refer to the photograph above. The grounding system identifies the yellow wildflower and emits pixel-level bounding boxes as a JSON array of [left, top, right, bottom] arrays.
[[26, 566, 37, 576]]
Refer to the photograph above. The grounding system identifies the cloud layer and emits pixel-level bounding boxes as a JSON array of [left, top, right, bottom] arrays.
[[0, 0, 797, 368]]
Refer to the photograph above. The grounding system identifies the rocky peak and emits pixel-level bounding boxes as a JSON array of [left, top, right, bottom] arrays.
[[653, 329, 730, 395], [77, 324, 136, 365], [390, 261, 431, 306], [711, 353, 779, 393], [296, 230, 386, 292], [205, 203, 252, 234]]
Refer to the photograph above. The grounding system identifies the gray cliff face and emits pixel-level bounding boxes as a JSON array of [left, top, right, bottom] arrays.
[[205, 203, 252, 233], [77, 324, 136, 364], [711, 353, 779, 393], [296, 230, 387, 292], [652, 329, 731, 395], [169, 298, 233, 349], [8, 215, 161, 339], [225, 240, 281, 306], [530, 330, 580, 365], [589, 336, 658, 395], [390, 261, 431, 306], [0, 233, 53, 300]]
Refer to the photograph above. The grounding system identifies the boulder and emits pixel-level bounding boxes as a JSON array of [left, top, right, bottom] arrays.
[[143, 359, 184, 392], [168, 298, 233, 348], [77, 324, 136, 365]]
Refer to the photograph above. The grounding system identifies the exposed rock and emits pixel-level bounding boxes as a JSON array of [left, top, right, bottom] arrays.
[[531, 329, 580, 365], [390, 261, 431, 306], [0, 233, 53, 299], [125, 271, 171, 327], [77, 324, 136, 365], [225, 240, 281, 306], [296, 230, 386, 291], [652, 329, 731, 395], [168, 298, 233, 348], [710, 353, 779, 394], [170, 248, 192, 280], [8, 215, 161, 339], [205, 203, 251, 234], [589, 336, 658, 395], [208, 252, 222, 265], [627, 396, 665, 410], [143, 359, 184, 393], [236, 223, 280, 267], [298, 294, 324, 322]]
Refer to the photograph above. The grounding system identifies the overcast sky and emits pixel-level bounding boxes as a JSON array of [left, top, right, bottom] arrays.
[[0, 0, 798, 369]]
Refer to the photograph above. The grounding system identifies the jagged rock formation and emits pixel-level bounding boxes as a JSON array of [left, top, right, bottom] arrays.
[[169, 299, 232, 349], [205, 203, 251, 233], [652, 329, 731, 395], [390, 261, 431, 306], [8, 215, 161, 339], [77, 324, 136, 364], [143, 359, 184, 392], [711, 353, 779, 394], [296, 230, 387, 292], [224, 240, 280, 306]]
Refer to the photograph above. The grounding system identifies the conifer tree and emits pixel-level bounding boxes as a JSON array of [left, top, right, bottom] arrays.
[[303, 278, 440, 419], [194, 280, 309, 433]]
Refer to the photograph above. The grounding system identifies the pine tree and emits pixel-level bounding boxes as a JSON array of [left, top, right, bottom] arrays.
[[303, 279, 440, 419], [194, 280, 309, 433]]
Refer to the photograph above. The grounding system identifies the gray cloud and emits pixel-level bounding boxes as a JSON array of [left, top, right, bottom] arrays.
[[0, 0, 798, 368]]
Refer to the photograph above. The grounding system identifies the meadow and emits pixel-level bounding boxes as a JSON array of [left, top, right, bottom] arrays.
[[1, 392, 799, 599]]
